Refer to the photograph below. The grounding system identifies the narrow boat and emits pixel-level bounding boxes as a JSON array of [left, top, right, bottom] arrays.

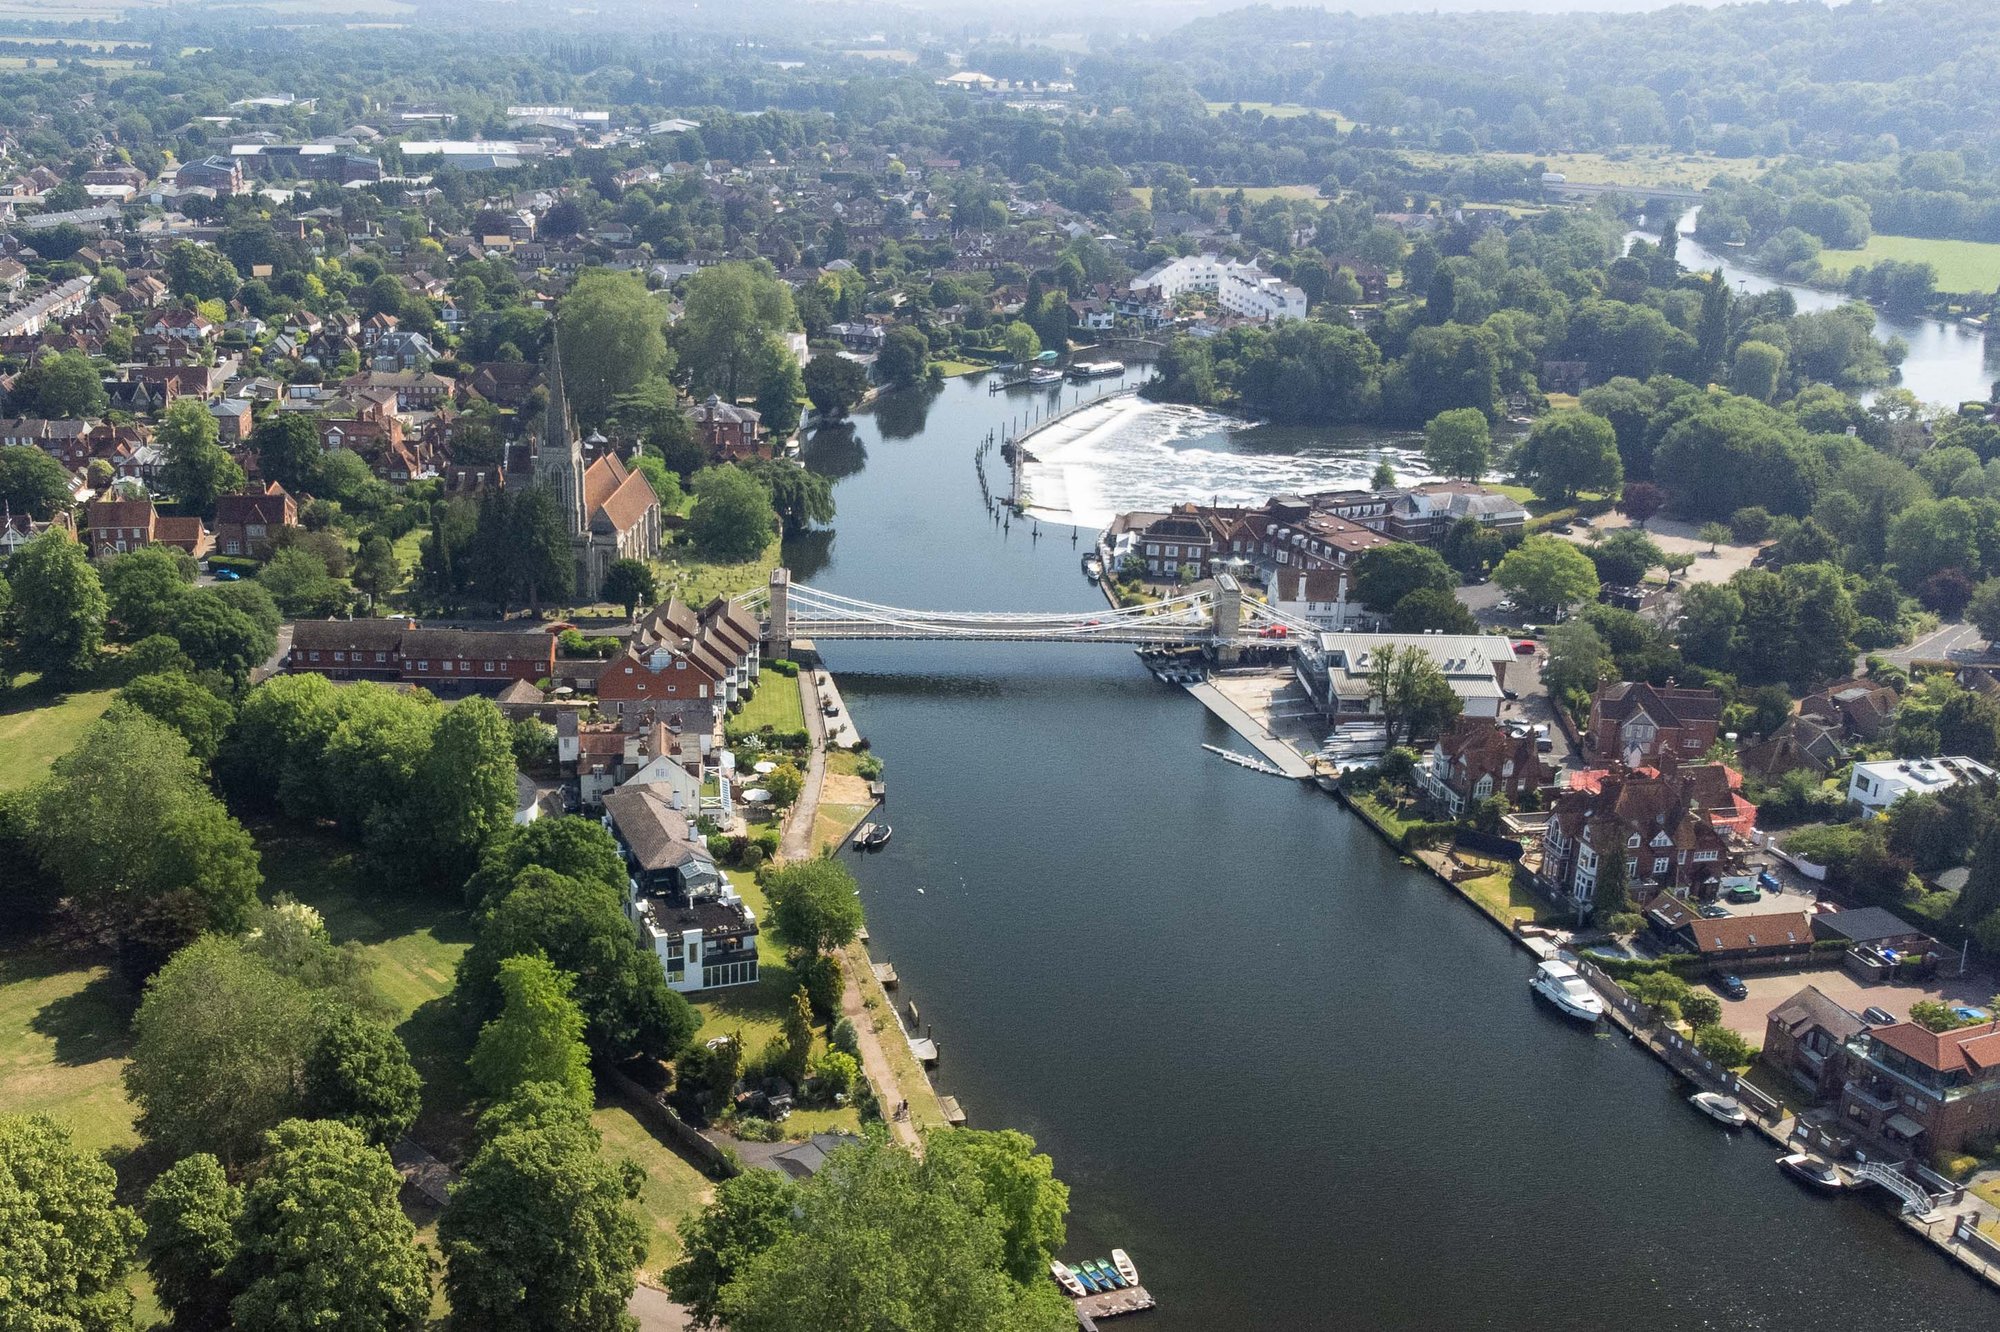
[[1689, 1091, 1750, 1128], [1777, 1152, 1845, 1192], [1112, 1248, 1139, 1286], [863, 823, 892, 848], [1528, 959, 1604, 1022], [1050, 1261, 1087, 1298]]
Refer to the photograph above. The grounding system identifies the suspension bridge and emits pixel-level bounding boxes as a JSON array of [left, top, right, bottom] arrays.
[[739, 569, 1313, 655]]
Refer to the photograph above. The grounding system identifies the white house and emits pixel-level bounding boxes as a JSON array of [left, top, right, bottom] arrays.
[[1295, 631, 1518, 720], [1266, 567, 1359, 630], [1131, 254, 1308, 322], [1846, 756, 1997, 818]]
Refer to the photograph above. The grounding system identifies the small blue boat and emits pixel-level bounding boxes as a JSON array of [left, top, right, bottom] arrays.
[[1074, 1265, 1100, 1293], [1091, 1260, 1122, 1289]]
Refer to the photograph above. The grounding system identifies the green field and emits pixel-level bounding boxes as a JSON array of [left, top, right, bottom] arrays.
[[0, 677, 116, 793], [1814, 233, 2000, 295], [1399, 148, 1766, 193], [1129, 183, 1324, 210], [0, 950, 139, 1156], [1205, 101, 1352, 129], [735, 672, 804, 735]]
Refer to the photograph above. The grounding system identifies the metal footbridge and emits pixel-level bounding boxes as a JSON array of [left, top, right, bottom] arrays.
[[743, 568, 1314, 651]]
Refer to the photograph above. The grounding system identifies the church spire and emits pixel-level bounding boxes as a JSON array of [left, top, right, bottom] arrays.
[[537, 327, 586, 537]]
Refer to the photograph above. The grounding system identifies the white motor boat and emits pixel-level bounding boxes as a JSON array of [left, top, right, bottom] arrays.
[[1689, 1091, 1750, 1128], [1777, 1152, 1846, 1191], [1528, 959, 1604, 1021]]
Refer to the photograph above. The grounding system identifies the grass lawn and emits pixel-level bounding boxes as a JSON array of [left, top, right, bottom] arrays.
[[1350, 791, 1417, 842], [1398, 148, 1767, 193], [1814, 233, 2000, 295], [592, 1102, 715, 1269], [735, 674, 805, 735], [1455, 863, 1560, 927], [0, 950, 139, 1156], [930, 358, 987, 377], [0, 675, 117, 792]]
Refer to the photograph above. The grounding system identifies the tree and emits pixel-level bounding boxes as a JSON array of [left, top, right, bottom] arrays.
[[226, 1119, 431, 1332], [259, 546, 348, 618], [878, 326, 930, 388], [31, 712, 261, 967], [469, 954, 594, 1106], [1681, 990, 1723, 1029], [766, 858, 864, 957], [3, 529, 105, 680], [464, 815, 628, 909], [302, 1010, 422, 1148], [1421, 407, 1493, 480], [1520, 411, 1622, 504], [142, 1153, 241, 1331], [1697, 521, 1732, 555], [159, 398, 243, 517], [1970, 578, 2000, 644], [1729, 340, 1785, 402], [409, 696, 517, 884], [559, 271, 674, 430], [753, 338, 806, 440], [601, 558, 656, 618], [925, 1130, 1069, 1287], [104, 546, 194, 638], [802, 354, 869, 420], [164, 240, 239, 302], [1000, 321, 1041, 367], [1368, 642, 1463, 745], [678, 262, 799, 401], [460, 866, 698, 1062], [666, 1169, 800, 1327], [1542, 621, 1614, 702], [126, 936, 315, 1164], [704, 1137, 1073, 1332], [1495, 535, 1599, 613], [440, 1084, 646, 1332], [744, 458, 835, 535], [173, 589, 274, 683], [1693, 1023, 1754, 1067], [0, 443, 72, 518], [765, 762, 803, 808], [249, 413, 324, 494], [4, 350, 108, 418], [1390, 587, 1477, 634], [1353, 543, 1454, 612], [115, 671, 234, 763], [1587, 528, 1664, 587], [352, 535, 399, 602], [688, 465, 778, 561], [1617, 481, 1666, 529], [0, 1114, 143, 1332]]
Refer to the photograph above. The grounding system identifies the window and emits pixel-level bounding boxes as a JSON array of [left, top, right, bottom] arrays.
[[483, 661, 494, 672], [417, 660, 429, 670], [1653, 857, 1670, 875]]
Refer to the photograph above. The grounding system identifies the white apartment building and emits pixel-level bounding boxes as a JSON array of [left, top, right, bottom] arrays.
[[1846, 756, 1997, 818], [1132, 254, 1309, 322]]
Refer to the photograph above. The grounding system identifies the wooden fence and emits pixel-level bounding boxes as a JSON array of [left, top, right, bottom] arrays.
[[605, 1068, 740, 1179]]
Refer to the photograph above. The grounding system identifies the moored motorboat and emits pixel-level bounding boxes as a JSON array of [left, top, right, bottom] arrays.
[[1528, 959, 1604, 1021], [863, 823, 892, 848], [1028, 367, 1064, 385], [1689, 1091, 1750, 1128], [1050, 1261, 1087, 1298], [1112, 1248, 1139, 1285], [1777, 1152, 1846, 1191]]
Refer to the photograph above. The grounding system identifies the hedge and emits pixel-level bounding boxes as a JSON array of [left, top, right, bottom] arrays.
[[206, 554, 260, 574]]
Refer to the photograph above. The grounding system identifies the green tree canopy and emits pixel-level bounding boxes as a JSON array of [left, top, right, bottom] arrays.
[[677, 262, 800, 401], [3, 528, 106, 680], [3, 350, 108, 418], [142, 1153, 241, 1331], [113, 671, 234, 763], [601, 557, 657, 618], [1519, 410, 1623, 504], [158, 397, 244, 518], [0, 443, 73, 518], [558, 270, 676, 430], [302, 1009, 422, 1148], [1421, 407, 1494, 480], [802, 354, 870, 420], [1495, 535, 1601, 612], [765, 858, 865, 957], [1353, 543, 1454, 612], [688, 465, 778, 561], [469, 953, 595, 1106], [0, 1113, 143, 1332]]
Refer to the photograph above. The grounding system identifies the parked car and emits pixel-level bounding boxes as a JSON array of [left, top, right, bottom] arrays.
[[1698, 904, 1730, 919], [1718, 974, 1749, 1000], [1861, 1007, 1897, 1026], [1724, 884, 1763, 903], [214, 568, 242, 581]]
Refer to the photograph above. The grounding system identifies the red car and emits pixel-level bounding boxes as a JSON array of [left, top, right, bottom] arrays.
[[1513, 640, 1538, 655]]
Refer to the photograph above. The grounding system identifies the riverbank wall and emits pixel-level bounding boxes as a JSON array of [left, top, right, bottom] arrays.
[[1335, 782, 2000, 1293]]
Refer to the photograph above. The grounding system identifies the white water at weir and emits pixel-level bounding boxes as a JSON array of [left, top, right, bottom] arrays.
[[1015, 396, 1435, 528]]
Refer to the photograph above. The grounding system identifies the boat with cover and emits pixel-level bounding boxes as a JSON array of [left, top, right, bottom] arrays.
[[1689, 1091, 1750, 1128], [1777, 1152, 1845, 1191], [1528, 959, 1604, 1021]]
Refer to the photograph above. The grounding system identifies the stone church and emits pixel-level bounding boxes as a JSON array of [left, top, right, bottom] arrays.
[[534, 338, 663, 600]]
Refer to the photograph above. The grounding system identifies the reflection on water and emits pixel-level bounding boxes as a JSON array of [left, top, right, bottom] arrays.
[[779, 528, 835, 582], [872, 380, 945, 440], [1018, 396, 1433, 526], [800, 421, 867, 480]]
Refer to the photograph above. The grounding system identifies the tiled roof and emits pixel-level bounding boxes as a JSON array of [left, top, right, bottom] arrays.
[[1871, 1021, 2000, 1075], [1689, 912, 1813, 954]]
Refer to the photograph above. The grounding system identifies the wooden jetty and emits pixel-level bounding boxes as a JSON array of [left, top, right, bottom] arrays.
[[907, 1033, 939, 1066], [857, 926, 870, 945], [1200, 743, 1285, 777], [852, 821, 878, 849], [938, 1095, 966, 1126], [1074, 1286, 1155, 1323], [872, 961, 899, 988]]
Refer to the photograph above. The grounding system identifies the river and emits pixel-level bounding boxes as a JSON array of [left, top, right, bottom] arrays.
[[1641, 218, 2000, 408], [793, 375, 1999, 1330]]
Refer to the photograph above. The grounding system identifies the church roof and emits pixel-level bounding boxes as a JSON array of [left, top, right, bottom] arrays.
[[581, 452, 658, 537]]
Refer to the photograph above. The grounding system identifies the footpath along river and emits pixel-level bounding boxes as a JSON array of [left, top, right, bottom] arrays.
[[791, 374, 1999, 1330]]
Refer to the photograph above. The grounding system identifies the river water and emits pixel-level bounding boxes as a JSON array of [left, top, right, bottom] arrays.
[[795, 376, 1999, 1330]]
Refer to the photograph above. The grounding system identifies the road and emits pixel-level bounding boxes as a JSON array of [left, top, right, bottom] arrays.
[[629, 1284, 691, 1331], [1876, 618, 1989, 669]]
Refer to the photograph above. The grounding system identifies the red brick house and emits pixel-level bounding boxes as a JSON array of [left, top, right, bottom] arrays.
[[1538, 758, 1746, 909], [1587, 682, 1723, 767], [287, 620, 556, 686], [1419, 717, 1553, 818], [688, 393, 765, 460], [1836, 1019, 2000, 1158], [212, 481, 298, 559], [84, 495, 210, 559]]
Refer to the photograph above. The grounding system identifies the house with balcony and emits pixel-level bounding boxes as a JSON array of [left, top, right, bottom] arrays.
[[1837, 1020, 2000, 1159], [1763, 985, 1868, 1102], [601, 783, 759, 994]]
